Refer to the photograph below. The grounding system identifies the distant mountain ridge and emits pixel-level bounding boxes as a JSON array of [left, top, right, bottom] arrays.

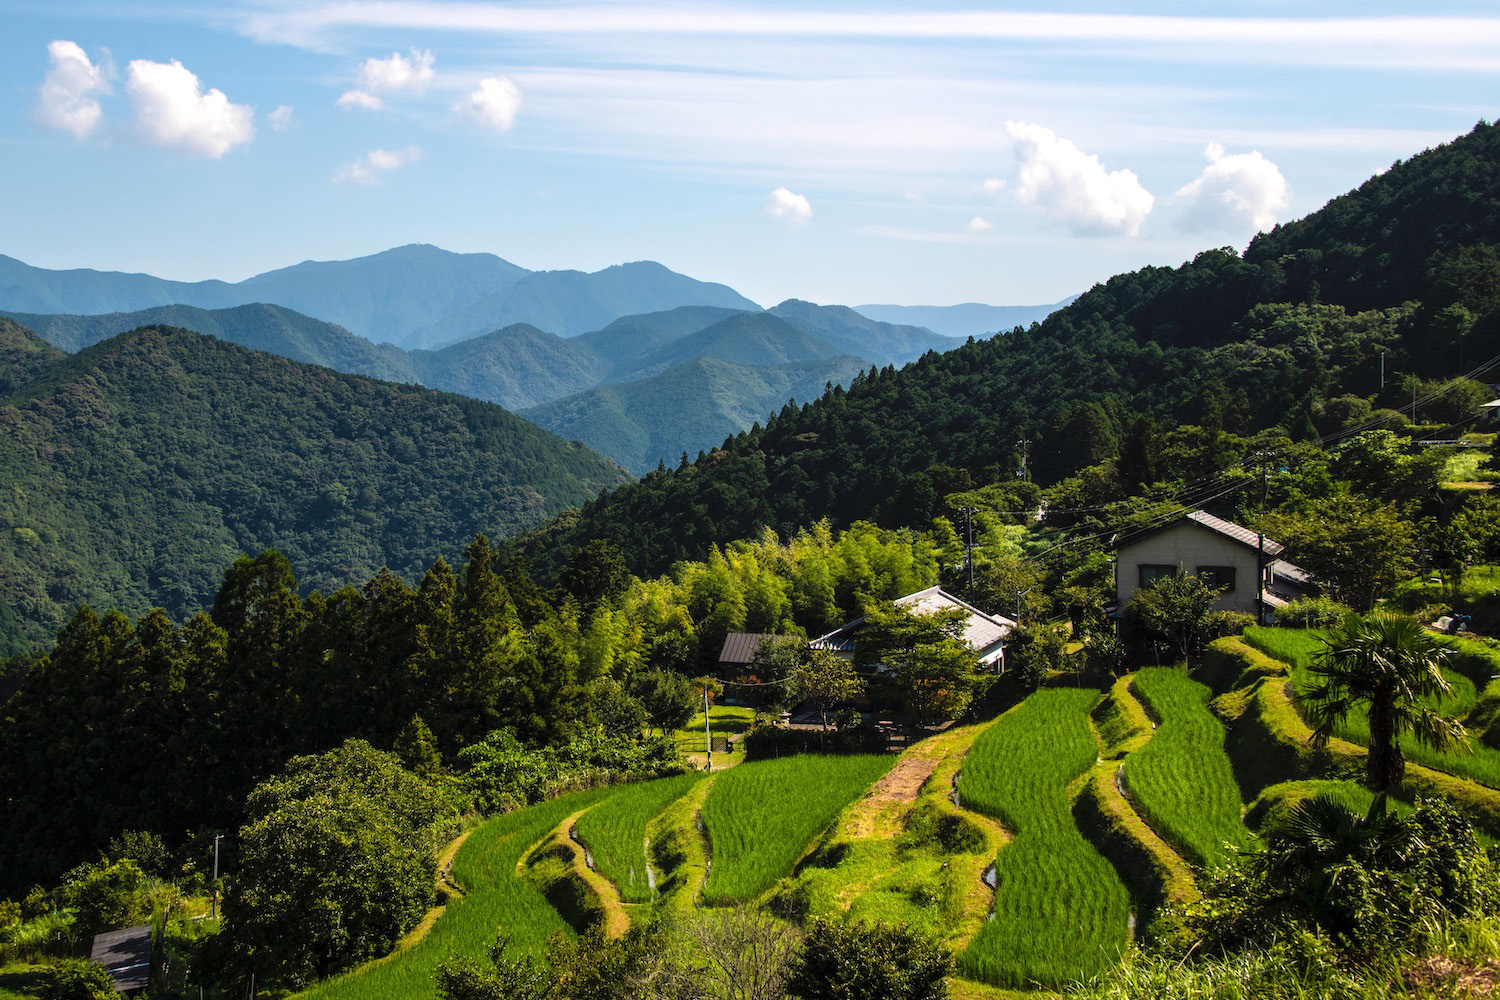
[[0, 245, 760, 348], [852, 298, 1075, 338]]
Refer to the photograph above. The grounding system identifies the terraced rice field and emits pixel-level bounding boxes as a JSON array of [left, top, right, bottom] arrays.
[[1125, 668, 1252, 866], [956, 688, 1131, 989], [574, 773, 703, 903], [295, 786, 618, 1000], [1245, 627, 1500, 789], [699, 754, 894, 904]]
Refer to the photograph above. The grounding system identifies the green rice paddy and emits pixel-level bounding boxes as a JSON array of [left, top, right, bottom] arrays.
[[699, 754, 894, 904], [1125, 668, 1252, 866], [573, 773, 703, 903], [956, 688, 1131, 989], [1244, 627, 1500, 789], [295, 786, 618, 1000]]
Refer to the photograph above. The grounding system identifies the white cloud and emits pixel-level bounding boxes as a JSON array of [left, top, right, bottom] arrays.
[[966, 216, 994, 233], [126, 58, 254, 158], [268, 104, 295, 130], [340, 47, 434, 110], [333, 145, 423, 185], [766, 186, 812, 226], [456, 76, 522, 131], [37, 40, 111, 139], [1002, 121, 1153, 236], [980, 178, 1006, 196], [1174, 142, 1290, 234], [337, 89, 384, 110]]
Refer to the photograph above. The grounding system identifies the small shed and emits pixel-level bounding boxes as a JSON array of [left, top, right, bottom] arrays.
[[90, 925, 152, 994], [717, 632, 772, 678]]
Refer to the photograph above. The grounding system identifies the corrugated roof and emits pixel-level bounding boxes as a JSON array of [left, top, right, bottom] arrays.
[[91, 925, 151, 992], [1270, 559, 1313, 586], [1116, 510, 1285, 557], [718, 632, 771, 665], [810, 586, 1015, 656]]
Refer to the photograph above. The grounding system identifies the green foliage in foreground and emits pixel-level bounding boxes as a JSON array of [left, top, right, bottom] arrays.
[[1245, 627, 1500, 790], [788, 917, 952, 1000], [700, 755, 894, 904], [574, 774, 703, 903], [1125, 668, 1253, 866], [296, 786, 618, 1000], [957, 688, 1130, 988]]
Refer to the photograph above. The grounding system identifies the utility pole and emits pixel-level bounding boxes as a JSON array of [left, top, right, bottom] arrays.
[[1016, 438, 1032, 483], [1016, 588, 1032, 626], [1380, 350, 1386, 390], [961, 506, 977, 599], [210, 834, 221, 920], [703, 685, 713, 773]]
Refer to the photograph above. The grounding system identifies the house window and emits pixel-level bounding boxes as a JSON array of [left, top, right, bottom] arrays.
[[1197, 566, 1237, 592], [1138, 564, 1178, 588]]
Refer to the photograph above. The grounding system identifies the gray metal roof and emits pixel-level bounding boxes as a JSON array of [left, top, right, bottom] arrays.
[[718, 632, 771, 665], [810, 586, 1015, 661], [1117, 510, 1285, 557], [90, 925, 151, 993]]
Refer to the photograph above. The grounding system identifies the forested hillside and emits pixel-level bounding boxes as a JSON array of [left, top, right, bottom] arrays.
[[514, 122, 1500, 580], [0, 326, 627, 651]]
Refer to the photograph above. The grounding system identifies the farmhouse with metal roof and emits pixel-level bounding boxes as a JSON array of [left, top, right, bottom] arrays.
[[810, 585, 1015, 669], [1112, 510, 1315, 621]]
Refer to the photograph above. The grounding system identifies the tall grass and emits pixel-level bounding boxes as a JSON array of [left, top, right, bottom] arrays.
[[1125, 668, 1253, 867], [957, 688, 1130, 989], [699, 755, 893, 904], [574, 773, 703, 903], [1245, 627, 1500, 789], [296, 786, 618, 1000]]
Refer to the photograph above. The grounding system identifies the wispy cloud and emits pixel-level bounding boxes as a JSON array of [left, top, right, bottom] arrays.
[[333, 145, 423, 184], [238, 6, 1500, 72]]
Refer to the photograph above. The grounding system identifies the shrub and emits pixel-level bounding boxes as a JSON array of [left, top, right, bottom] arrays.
[[1275, 596, 1352, 630], [788, 917, 951, 1000], [40, 959, 115, 1000]]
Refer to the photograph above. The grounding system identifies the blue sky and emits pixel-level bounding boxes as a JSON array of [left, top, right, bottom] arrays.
[[2, 2, 1498, 308]]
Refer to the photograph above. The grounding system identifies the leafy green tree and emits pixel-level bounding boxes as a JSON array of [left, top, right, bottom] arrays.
[[587, 677, 649, 739], [1261, 496, 1416, 611], [58, 859, 149, 938], [1125, 574, 1221, 664], [563, 539, 632, 616], [393, 714, 444, 779], [788, 917, 951, 1000], [224, 740, 459, 986], [628, 669, 698, 735], [858, 604, 979, 726], [435, 934, 554, 1000], [788, 648, 866, 732], [1305, 613, 1469, 790]]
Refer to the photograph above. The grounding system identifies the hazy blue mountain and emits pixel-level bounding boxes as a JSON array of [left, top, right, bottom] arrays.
[[235, 244, 530, 344], [768, 299, 956, 363], [411, 324, 607, 410], [571, 305, 749, 377], [405, 261, 762, 347], [851, 298, 1076, 338], [0, 247, 760, 347], [1, 303, 416, 382], [523, 354, 870, 473]]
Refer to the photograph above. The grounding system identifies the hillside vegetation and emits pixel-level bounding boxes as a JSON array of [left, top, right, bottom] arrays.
[[0, 326, 627, 650]]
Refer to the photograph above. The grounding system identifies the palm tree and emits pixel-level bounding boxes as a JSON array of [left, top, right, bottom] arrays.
[[1305, 612, 1469, 790]]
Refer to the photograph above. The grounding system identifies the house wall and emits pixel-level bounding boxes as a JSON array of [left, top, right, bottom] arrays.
[[1115, 521, 1269, 616]]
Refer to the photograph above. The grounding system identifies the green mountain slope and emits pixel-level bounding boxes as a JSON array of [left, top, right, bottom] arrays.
[[405, 260, 763, 346], [626, 311, 846, 377], [1, 302, 416, 382], [512, 121, 1500, 580], [523, 354, 870, 473], [0, 318, 64, 397], [571, 305, 749, 376], [411, 323, 607, 410], [768, 299, 957, 363], [0, 325, 627, 652]]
